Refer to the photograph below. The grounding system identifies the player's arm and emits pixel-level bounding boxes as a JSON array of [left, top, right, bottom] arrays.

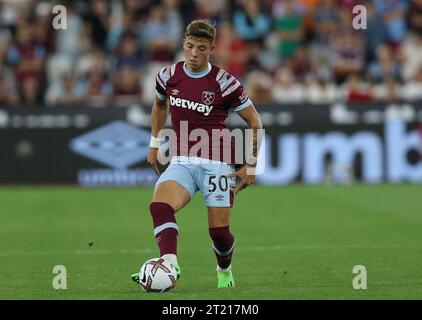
[[150, 96, 169, 138], [148, 96, 169, 173], [229, 103, 263, 194]]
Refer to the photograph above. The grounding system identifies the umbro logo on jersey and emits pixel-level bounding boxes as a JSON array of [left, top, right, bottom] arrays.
[[169, 96, 214, 116], [171, 89, 180, 96]]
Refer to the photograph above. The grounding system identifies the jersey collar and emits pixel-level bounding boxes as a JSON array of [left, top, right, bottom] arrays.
[[183, 62, 212, 78]]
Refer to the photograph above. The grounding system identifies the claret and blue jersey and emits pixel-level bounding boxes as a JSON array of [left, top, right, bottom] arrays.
[[155, 61, 252, 164]]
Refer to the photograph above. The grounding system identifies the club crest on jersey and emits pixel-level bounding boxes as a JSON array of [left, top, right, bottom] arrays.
[[202, 91, 215, 105]]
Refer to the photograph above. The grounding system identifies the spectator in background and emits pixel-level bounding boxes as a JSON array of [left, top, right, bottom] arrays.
[[402, 67, 422, 101], [53, 1, 84, 59], [233, 0, 271, 45], [286, 45, 311, 82], [74, 50, 112, 107], [113, 31, 142, 71], [135, 0, 156, 24], [272, 66, 305, 103], [272, 0, 305, 60], [244, 70, 273, 104], [312, 0, 338, 45], [362, 0, 386, 64], [0, 0, 33, 29], [81, 0, 111, 50], [368, 44, 402, 83], [374, 0, 408, 46], [45, 73, 78, 107], [401, 33, 422, 81], [308, 0, 337, 79], [162, 0, 184, 41], [112, 65, 142, 107], [0, 30, 17, 107], [18, 75, 44, 107], [0, 34, 10, 72], [0, 73, 19, 107], [7, 20, 47, 107], [73, 43, 106, 80], [142, 4, 182, 63], [106, 5, 141, 52], [233, 0, 271, 72], [77, 15, 98, 57], [337, 0, 360, 11], [213, 21, 248, 80], [1, 0, 421, 108], [33, 2, 55, 54], [296, 0, 318, 41], [309, 50, 333, 84], [305, 73, 337, 104], [191, 0, 226, 23], [372, 75, 402, 103], [45, 1, 81, 87], [104, 0, 155, 51], [330, 9, 366, 83], [408, 0, 422, 36], [341, 74, 373, 103], [175, 0, 195, 27]]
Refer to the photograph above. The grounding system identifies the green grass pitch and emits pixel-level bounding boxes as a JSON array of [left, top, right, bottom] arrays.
[[1, 185, 421, 299]]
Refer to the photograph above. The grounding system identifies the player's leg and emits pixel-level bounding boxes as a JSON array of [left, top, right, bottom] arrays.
[[132, 164, 197, 284], [200, 162, 236, 288], [149, 162, 198, 277], [150, 180, 191, 274], [208, 207, 235, 288]]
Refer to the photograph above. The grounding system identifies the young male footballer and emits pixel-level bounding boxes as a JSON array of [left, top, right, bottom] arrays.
[[132, 19, 262, 288]]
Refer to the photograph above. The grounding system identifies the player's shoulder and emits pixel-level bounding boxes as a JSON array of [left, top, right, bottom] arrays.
[[212, 65, 242, 97], [156, 61, 184, 85]]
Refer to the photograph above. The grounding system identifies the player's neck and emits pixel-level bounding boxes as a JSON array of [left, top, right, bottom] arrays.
[[185, 62, 209, 74], [183, 62, 212, 78]]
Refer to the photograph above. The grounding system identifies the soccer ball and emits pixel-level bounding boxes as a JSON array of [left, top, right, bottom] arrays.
[[138, 258, 177, 292]]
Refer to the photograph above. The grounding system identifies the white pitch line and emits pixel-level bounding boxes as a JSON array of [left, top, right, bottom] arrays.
[[245, 244, 422, 251], [1, 244, 421, 257]]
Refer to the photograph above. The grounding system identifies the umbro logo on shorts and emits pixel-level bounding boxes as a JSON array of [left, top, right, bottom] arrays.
[[215, 195, 225, 201]]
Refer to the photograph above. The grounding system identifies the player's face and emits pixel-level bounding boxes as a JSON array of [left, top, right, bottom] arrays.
[[183, 37, 215, 73]]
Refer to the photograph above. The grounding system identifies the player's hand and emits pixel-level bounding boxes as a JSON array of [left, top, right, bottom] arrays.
[[147, 148, 160, 175], [228, 165, 256, 195]]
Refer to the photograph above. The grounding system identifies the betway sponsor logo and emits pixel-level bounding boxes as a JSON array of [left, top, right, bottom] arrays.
[[169, 96, 213, 116]]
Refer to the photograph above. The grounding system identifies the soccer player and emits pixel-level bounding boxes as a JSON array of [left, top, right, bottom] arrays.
[[132, 19, 262, 288]]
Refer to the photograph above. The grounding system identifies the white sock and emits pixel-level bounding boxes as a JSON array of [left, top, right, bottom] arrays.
[[217, 264, 231, 273], [162, 254, 178, 266]]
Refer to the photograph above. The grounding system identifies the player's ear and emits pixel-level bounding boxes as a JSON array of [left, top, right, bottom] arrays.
[[209, 42, 216, 53]]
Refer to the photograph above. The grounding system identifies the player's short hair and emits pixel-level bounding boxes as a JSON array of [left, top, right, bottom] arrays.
[[184, 19, 216, 43]]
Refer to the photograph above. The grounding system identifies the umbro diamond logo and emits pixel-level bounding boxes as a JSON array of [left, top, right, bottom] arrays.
[[70, 120, 149, 168]]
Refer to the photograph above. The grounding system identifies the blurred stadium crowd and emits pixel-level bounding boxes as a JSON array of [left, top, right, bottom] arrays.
[[1, 0, 422, 108]]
